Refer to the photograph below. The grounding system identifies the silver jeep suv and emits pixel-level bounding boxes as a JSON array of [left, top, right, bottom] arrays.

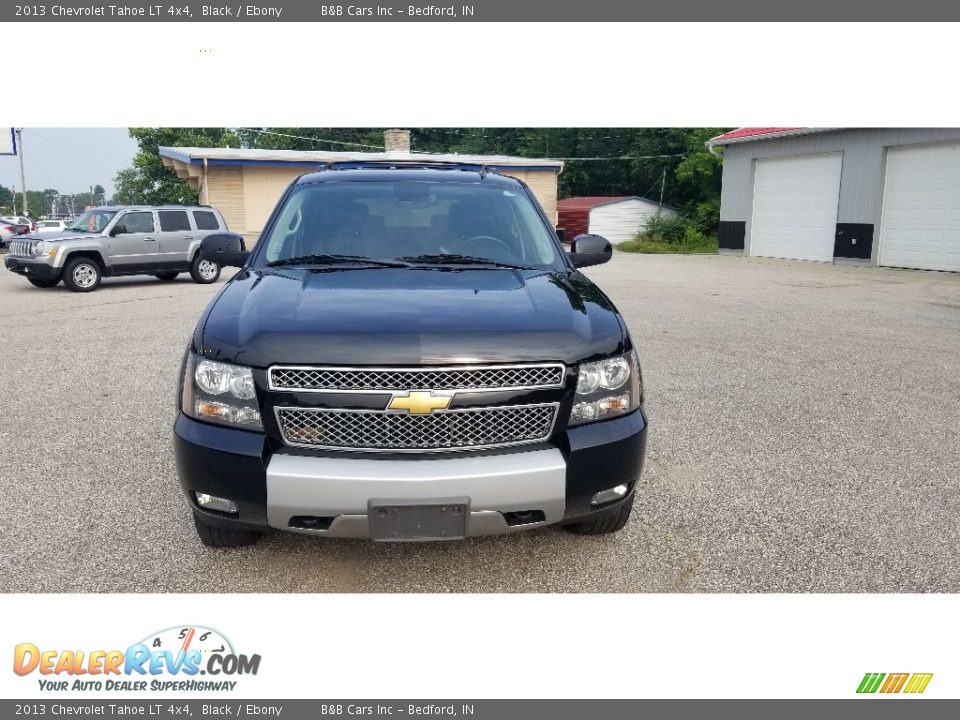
[[3, 205, 230, 292]]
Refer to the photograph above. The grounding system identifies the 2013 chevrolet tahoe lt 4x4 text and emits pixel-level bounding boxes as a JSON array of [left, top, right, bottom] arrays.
[[174, 161, 647, 546]]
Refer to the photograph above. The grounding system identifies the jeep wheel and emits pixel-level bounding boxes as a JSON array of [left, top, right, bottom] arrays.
[[28, 277, 60, 288], [193, 513, 262, 548], [63, 257, 102, 293], [155, 272, 179, 281], [564, 496, 634, 535], [190, 255, 221, 284]]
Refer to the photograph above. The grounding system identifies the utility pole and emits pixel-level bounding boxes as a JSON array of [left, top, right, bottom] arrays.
[[16, 128, 27, 215], [656, 166, 666, 217]]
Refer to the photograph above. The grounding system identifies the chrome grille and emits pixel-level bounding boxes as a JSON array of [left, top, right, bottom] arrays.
[[276, 404, 559, 452], [269, 364, 565, 392], [9, 240, 33, 257]]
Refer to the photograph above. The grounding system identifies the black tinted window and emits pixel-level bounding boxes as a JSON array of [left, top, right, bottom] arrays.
[[192, 210, 220, 230], [122, 212, 155, 234], [262, 182, 559, 268], [158, 211, 191, 232]]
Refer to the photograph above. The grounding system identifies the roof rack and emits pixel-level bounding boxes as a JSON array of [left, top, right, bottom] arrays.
[[316, 159, 492, 176]]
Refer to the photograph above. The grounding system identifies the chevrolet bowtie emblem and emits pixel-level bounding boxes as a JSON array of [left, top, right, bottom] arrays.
[[387, 391, 453, 414]]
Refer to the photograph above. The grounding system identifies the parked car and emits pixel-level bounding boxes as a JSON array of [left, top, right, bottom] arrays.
[[1, 216, 36, 233], [35, 219, 69, 234], [1, 218, 31, 235], [3, 205, 230, 291], [0, 222, 17, 248], [175, 161, 647, 547]]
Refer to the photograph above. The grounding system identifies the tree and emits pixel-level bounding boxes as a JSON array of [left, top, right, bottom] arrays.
[[119, 128, 244, 205], [112, 168, 141, 205], [0, 184, 14, 212]]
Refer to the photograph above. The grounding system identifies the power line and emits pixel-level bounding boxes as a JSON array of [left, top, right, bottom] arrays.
[[26, 130, 135, 160], [547, 153, 687, 161], [239, 128, 385, 150]]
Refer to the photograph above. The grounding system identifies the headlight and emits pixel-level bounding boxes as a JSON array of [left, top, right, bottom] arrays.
[[32, 240, 46, 256], [181, 353, 263, 430], [569, 350, 642, 426]]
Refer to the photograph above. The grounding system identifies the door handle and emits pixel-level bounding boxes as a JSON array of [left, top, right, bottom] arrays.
[[145, 237, 156, 241], [182, 235, 194, 239]]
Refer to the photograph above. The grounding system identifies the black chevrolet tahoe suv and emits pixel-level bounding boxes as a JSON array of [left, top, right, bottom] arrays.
[[175, 161, 648, 546]]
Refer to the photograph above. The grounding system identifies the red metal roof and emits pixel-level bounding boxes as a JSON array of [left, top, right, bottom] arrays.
[[708, 127, 802, 144], [557, 196, 630, 211]]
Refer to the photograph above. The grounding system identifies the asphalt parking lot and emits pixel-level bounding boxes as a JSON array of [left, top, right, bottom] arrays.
[[1, 252, 959, 592]]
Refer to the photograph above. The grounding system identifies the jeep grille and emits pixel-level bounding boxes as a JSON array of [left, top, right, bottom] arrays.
[[9, 240, 34, 257]]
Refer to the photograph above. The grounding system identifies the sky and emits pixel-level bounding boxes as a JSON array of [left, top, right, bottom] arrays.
[[0, 128, 139, 200]]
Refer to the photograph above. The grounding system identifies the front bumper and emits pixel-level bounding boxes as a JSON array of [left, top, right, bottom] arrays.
[[174, 407, 647, 539], [4, 256, 60, 280]]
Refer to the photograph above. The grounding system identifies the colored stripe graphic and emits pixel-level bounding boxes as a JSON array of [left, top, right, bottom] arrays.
[[903, 673, 933, 694], [857, 673, 885, 693], [857, 672, 932, 694], [880, 673, 909, 693]]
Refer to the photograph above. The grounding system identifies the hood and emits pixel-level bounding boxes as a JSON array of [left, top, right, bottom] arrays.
[[196, 267, 628, 367], [25, 230, 100, 241]]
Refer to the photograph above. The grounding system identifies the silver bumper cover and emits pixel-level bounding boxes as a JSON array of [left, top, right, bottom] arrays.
[[266, 448, 566, 538]]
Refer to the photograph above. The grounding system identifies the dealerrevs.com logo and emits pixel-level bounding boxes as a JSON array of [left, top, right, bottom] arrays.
[[857, 673, 933, 695], [13, 626, 261, 692]]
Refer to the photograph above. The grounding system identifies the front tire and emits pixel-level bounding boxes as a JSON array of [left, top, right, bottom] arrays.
[[193, 513, 262, 548], [190, 254, 221, 284], [564, 496, 634, 535], [28, 277, 60, 288], [63, 256, 102, 293]]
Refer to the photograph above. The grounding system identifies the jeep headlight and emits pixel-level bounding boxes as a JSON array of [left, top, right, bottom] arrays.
[[181, 353, 263, 430], [32, 240, 46, 256], [569, 350, 642, 426]]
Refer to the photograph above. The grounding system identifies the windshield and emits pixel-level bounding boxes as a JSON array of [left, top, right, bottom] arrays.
[[259, 181, 561, 269], [68, 209, 118, 233]]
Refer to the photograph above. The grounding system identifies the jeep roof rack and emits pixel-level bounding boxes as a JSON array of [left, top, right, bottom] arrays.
[[316, 159, 492, 176]]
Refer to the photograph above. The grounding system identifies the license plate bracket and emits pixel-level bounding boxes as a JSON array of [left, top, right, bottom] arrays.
[[368, 498, 469, 541]]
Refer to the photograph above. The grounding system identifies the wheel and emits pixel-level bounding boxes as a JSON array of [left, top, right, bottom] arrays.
[[193, 512, 262, 548], [155, 272, 179, 281], [28, 277, 60, 288], [190, 254, 221, 284], [564, 495, 634, 535], [62, 256, 102, 292]]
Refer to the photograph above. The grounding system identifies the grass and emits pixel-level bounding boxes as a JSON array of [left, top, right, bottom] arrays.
[[617, 235, 718, 255]]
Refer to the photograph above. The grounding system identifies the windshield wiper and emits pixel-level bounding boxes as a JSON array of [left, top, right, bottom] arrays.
[[398, 253, 536, 270], [268, 254, 410, 268]]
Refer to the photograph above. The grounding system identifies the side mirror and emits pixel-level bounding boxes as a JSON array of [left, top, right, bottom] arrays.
[[200, 232, 249, 268], [568, 233, 612, 268], [109, 224, 125, 237]]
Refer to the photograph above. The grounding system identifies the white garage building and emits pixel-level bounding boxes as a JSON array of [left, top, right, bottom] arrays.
[[709, 128, 960, 272], [557, 196, 676, 244]]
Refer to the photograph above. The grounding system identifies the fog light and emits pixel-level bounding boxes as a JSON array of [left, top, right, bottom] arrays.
[[194, 492, 239, 515], [591, 484, 629, 506]]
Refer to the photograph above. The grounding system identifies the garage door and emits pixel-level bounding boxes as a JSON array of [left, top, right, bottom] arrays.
[[879, 143, 960, 272], [750, 153, 842, 262]]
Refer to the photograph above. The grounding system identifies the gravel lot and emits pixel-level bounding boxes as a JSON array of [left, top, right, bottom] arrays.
[[1, 252, 958, 592]]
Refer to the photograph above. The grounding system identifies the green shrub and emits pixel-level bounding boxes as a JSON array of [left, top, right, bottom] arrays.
[[616, 212, 718, 255], [643, 213, 689, 245]]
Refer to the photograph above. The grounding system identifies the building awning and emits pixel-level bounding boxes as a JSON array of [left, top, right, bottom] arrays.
[[705, 128, 840, 150]]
